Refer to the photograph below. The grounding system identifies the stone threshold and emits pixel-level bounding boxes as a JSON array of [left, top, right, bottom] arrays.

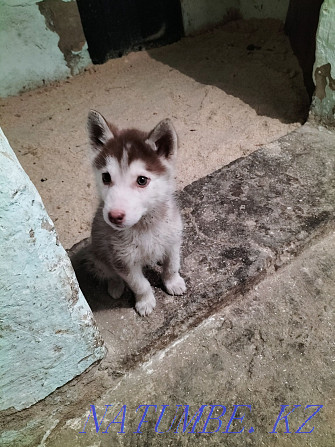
[[69, 122, 335, 375]]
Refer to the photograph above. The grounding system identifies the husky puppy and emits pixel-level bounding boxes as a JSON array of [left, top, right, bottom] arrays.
[[87, 110, 186, 316]]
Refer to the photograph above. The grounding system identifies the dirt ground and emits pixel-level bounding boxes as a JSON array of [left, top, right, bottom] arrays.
[[0, 19, 310, 249]]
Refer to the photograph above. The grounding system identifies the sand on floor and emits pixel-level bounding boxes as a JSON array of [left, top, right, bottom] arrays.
[[0, 19, 310, 248]]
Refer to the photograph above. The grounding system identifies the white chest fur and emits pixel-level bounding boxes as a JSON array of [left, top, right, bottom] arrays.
[[110, 206, 182, 268]]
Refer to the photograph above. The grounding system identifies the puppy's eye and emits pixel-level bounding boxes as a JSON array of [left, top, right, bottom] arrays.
[[136, 176, 149, 187], [102, 172, 111, 185]]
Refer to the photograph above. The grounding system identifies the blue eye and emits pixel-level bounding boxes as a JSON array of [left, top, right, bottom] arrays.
[[137, 176, 149, 187], [102, 172, 111, 184]]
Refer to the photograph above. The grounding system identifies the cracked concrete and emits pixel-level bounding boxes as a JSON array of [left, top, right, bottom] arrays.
[[60, 230, 335, 447]]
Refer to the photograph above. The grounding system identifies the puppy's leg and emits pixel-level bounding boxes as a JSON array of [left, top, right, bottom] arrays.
[[162, 241, 186, 296], [119, 264, 156, 316], [107, 271, 125, 299], [87, 252, 125, 299]]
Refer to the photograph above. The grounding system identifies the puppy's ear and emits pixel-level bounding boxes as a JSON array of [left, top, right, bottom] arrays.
[[87, 110, 115, 150], [146, 119, 178, 160]]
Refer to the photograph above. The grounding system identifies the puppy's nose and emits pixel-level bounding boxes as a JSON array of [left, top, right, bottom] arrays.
[[108, 210, 125, 225]]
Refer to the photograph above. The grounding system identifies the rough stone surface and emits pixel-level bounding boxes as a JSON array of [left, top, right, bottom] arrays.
[[38, 0, 91, 76], [0, 123, 334, 446], [0, 0, 91, 97], [0, 129, 105, 411], [47, 231, 335, 446], [311, 0, 335, 126]]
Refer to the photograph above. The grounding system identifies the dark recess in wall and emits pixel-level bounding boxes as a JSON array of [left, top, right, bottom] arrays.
[[285, 0, 323, 100], [76, 0, 184, 64]]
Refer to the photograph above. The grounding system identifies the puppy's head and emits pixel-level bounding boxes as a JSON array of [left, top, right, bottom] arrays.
[[87, 110, 178, 230]]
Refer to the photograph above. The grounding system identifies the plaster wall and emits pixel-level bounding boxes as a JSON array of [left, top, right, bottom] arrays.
[[180, 0, 290, 35], [240, 0, 290, 20], [0, 0, 91, 97], [180, 0, 236, 35], [312, 0, 335, 126], [0, 128, 104, 411], [0, 0, 295, 96]]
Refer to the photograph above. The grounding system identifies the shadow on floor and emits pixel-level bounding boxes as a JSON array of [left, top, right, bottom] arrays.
[[69, 239, 163, 314], [148, 18, 310, 124]]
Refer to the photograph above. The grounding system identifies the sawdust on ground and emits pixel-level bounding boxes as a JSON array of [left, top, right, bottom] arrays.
[[0, 19, 310, 249]]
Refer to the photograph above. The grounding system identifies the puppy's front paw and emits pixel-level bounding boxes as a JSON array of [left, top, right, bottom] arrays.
[[135, 291, 156, 316], [164, 274, 186, 296], [108, 278, 125, 299]]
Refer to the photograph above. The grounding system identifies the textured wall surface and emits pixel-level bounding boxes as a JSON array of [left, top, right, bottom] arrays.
[[0, 128, 104, 411], [312, 0, 335, 126], [1, 0, 292, 94], [180, 0, 290, 35], [180, 0, 236, 35], [0, 0, 91, 97], [239, 0, 289, 20]]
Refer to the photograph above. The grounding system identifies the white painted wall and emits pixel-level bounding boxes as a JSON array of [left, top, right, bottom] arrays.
[[0, 0, 68, 96], [240, 0, 290, 21], [0, 128, 105, 411], [0, 0, 291, 96], [0, 0, 91, 97], [181, 0, 290, 35], [181, 0, 236, 35]]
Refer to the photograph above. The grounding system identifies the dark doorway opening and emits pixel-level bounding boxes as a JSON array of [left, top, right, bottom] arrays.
[[285, 0, 323, 100], [77, 0, 184, 64]]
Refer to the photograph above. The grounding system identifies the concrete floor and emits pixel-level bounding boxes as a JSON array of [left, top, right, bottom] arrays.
[[52, 230, 335, 447], [1, 19, 334, 447]]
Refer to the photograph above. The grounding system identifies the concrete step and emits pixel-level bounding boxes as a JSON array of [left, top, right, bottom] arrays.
[[69, 122, 335, 375], [55, 225, 335, 446]]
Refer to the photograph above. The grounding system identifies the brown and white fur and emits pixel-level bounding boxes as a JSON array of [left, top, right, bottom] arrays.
[[87, 110, 186, 316]]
